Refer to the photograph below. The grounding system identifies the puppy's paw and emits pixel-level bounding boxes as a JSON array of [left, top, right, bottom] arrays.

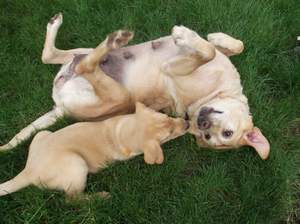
[[172, 25, 199, 49], [47, 12, 63, 30], [144, 150, 164, 165], [155, 152, 164, 164], [144, 153, 156, 165], [107, 30, 134, 49]]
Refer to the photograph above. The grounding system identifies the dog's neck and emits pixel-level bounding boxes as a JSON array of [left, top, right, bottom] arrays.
[[114, 116, 143, 156]]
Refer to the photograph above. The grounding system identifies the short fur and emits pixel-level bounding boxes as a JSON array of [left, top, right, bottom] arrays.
[[0, 13, 269, 159], [0, 102, 188, 197]]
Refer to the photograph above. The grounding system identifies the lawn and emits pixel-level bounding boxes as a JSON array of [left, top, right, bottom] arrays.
[[0, 0, 299, 223]]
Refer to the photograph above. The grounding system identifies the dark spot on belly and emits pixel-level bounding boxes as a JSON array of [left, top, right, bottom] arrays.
[[60, 52, 125, 85], [69, 54, 87, 73], [123, 51, 134, 59], [152, 41, 163, 50], [99, 52, 124, 83]]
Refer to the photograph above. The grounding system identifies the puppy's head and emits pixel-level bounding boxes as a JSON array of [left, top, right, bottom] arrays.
[[135, 102, 189, 143], [188, 97, 270, 160]]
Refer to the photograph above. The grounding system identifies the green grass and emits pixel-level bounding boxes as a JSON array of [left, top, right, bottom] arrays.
[[0, 0, 299, 223]]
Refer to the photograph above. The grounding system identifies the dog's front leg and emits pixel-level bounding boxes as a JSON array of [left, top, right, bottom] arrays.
[[143, 141, 164, 165], [162, 25, 216, 76]]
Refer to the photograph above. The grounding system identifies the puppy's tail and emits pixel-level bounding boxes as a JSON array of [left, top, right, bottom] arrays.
[[0, 107, 65, 152], [0, 170, 30, 196]]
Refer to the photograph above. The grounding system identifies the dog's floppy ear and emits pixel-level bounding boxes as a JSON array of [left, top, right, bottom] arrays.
[[241, 127, 270, 160]]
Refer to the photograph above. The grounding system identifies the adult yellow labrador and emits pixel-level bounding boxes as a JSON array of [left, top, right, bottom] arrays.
[[0, 13, 269, 159]]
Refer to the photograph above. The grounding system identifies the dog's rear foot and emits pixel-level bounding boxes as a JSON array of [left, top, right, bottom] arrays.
[[47, 12, 63, 30], [107, 30, 134, 49]]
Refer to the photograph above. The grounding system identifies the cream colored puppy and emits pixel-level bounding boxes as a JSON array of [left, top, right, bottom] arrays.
[[0, 102, 188, 197]]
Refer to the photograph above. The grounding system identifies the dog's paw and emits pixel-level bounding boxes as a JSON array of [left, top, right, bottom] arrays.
[[144, 150, 164, 165], [172, 25, 199, 49], [47, 12, 63, 30], [107, 30, 134, 49]]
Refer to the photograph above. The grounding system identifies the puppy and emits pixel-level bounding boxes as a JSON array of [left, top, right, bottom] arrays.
[[0, 102, 188, 197]]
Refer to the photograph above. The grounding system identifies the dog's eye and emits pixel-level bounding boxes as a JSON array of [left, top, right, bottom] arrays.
[[222, 130, 233, 138]]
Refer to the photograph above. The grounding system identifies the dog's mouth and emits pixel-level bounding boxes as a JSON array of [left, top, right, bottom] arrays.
[[197, 107, 223, 130]]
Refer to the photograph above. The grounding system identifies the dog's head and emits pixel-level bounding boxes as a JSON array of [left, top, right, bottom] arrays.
[[135, 102, 189, 143], [188, 97, 270, 159], [134, 102, 189, 164]]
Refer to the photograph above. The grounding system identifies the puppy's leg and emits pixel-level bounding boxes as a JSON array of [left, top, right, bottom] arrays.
[[143, 141, 164, 164], [207, 32, 244, 56], [162, 25, 216, 76], [74, 30, 135, 116], [42, 13, 92, 64], [35, 153, 89, 200]]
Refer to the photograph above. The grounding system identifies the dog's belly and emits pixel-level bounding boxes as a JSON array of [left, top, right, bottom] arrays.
[[100, 36, 178, 86], [52, 35, 238, 116], [112, 36, 180, 103]]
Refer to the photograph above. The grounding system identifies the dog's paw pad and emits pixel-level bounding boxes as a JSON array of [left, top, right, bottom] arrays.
[[107, 30, 134, 49], [47, 13, 63, 29], [172, 25, 198, 48]]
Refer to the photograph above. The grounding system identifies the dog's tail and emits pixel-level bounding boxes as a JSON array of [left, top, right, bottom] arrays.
[[0, 107, 65, 152], [0, 170, 31, 196]]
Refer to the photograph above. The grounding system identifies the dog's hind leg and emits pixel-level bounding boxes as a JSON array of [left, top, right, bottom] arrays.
[[0, 107, 64, 151], [207, 32, 244, 56], [41, 13, 92, 65], [162, 25, 216, 76], [73, 30, 135, 117]]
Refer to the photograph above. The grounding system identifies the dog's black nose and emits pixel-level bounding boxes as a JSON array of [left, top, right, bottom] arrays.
[[197, 107, 214, 130], [197, 117, 212, 130]]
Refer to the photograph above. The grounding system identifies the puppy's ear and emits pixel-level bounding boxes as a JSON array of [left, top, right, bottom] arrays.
[[241, 127, 270, 160]]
